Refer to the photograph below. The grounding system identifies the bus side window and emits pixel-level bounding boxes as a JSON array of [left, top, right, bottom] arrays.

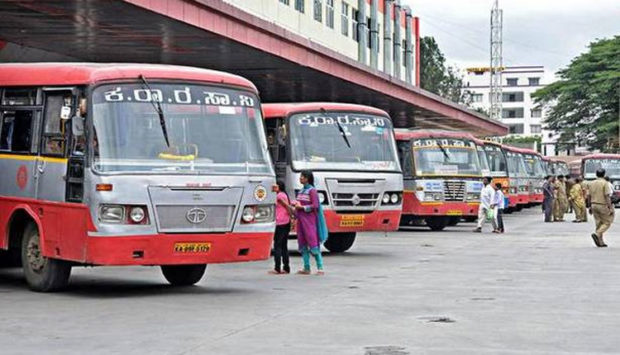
[[276, 119, 287, 163], [265, 118, 280, 162], [42, 94, 71, 156], [397, 141, 413, 177], [0, 110, 34, 153]]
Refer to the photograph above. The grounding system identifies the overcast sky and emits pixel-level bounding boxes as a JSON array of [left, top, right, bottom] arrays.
[[404, 0, 619, 78]]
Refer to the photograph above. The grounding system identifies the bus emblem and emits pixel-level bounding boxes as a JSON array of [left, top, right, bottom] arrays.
[[186, 208, 207, 224], [351, 194, 361, 206]]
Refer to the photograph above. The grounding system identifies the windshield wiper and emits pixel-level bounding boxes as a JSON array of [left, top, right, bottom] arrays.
[[321, 108, 351, 148], [139, 75, 170, 147], [430, 135, 449, 160]]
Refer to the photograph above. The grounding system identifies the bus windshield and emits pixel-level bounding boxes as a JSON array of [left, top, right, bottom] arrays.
[[523, 154, 545, 178], [92, 83, 272, 174], [289, 113, 400, 172], [476, 146, 491, 176], [584, 158, 620, 179], [554, 162, 569, 176], [412, 138, 481, 177], [484, 145, 508, 177], [506, 151, 528, 177]]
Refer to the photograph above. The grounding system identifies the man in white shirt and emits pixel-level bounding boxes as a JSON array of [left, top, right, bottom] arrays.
[[493, 182, 505, 233], [474, 177, 498, 232]]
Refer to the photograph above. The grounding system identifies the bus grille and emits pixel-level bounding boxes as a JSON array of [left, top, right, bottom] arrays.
[[155, 205, 235, 233], [443, 181, 465, 201], [331, 193, 379, 207]]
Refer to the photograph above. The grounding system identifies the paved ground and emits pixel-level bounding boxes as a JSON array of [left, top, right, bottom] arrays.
[[1, 207, 619, 355]]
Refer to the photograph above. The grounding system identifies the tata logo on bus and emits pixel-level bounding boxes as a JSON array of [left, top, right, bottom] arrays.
[[16, 165, 28, 190], [186, 208, 207, 224]]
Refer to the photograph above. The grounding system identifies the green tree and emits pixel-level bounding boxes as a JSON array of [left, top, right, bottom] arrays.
[[420, 36, 468, 104], [532, 36, 620, 152]]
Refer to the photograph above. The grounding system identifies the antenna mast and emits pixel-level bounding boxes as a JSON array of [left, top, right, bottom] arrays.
[[490, 0, 503, 121]]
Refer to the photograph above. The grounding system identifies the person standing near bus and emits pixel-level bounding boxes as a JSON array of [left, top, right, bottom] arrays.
[[565, 175, 575, 213], [569, 177, 587, 223], [294, 170, 327, 275], [588, 169, 615, 247], [473, 177, 497, 233], [553, 175, 567, 221], [269, 181, 293, 275], [493, 182, 505, 233], [542, 175, 555, 222]]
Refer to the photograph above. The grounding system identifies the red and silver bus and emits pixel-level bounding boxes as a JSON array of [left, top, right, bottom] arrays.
[[0, 63, 276, 291], [502, 145, 529, 210], [580, 154, 620, 205], [482, 140, 511, 211], [396, 130, 483, 231], [520, 148, 545, 205], [262, 103, 402, 253]]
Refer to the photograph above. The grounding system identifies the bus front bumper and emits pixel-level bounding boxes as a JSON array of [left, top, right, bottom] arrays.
[[323, 209, 401, 233], [84, 232, 273, 266], [402, 197, 480, 217], [529, 193, 544, 204]]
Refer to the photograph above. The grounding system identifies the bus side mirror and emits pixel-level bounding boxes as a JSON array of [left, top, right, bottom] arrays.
[[72, 115, 84, 136]]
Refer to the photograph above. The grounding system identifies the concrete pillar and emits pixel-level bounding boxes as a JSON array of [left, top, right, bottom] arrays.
[[357, 0, 367, 65], [383, 0, 393, 75], [393, 0, 401, 79], [404, 6, 413, 85], [369, 0, 379, 69]]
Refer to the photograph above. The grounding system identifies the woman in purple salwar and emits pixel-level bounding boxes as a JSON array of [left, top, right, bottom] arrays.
[[294, 170, 325, 275]]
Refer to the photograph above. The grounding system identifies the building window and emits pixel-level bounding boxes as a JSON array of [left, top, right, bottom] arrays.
[[295, 0, 304, 13], [326, 0, 334, 29], [471, 93, 483, 103], [279, 0, 290, 5], [313, 0, 322, 22], [531, 108, 542, 118], [352, 8, 359, 42], [530, 124, 542, 134], [502, 108, 524, 119], [341, 2, 349, 36], [502, 92, 524, 102], [506, 78, 518, 86], [508, 124, 524, 134], [528, 77, 540, 86]]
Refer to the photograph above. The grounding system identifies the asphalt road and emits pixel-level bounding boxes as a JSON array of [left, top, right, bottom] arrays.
[[1, 207, 619, 355]]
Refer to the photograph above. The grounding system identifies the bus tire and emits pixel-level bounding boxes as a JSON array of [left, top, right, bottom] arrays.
[[425, 217, 448, 231], [21, 223, 71, 292], [324, 233, 356, 253], [447, 216, 460, 226], [463, 216, 477, 223], [515, 205, 523, 212], [161, 264, 207, 286]]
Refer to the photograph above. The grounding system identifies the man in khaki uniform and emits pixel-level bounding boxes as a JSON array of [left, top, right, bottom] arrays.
[[588, 169, 615, 247], [553, 175, 568, 221], [569, 177, 587, 222]]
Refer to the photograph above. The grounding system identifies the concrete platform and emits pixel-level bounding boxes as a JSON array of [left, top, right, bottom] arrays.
[[0, 208, 618, 354]]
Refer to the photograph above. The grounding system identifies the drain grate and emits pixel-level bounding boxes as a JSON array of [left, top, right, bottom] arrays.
[[364, 346, 409, 355]]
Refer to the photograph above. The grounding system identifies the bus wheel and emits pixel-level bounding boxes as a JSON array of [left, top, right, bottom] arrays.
[[161, 264, 207, 286], [324, 233, 356, 253], [447, 216, 460, 226], [21, 223, 71, 292], [462, 216, 477, 223], [425, 217, 448, 231], [515, 205, 523, 212]]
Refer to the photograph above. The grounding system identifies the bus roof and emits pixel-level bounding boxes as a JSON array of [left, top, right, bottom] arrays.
[[501, 145, 539, 155], [0, 63, 257, 91], [261, 102, 389, 119], [394, 129, 475, 141], [580, 153, 620, 160]]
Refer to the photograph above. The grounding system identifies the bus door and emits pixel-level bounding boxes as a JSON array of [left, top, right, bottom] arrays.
[[264, 116, 287, 179], [0, 88, 42, 199], [36, 89, 75, 202]]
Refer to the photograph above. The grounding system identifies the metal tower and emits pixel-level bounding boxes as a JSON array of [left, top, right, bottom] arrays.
[[489, 0, 503, 121]]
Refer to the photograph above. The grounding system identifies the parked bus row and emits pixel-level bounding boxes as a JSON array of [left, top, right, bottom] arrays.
[[568, 154, 620, 205], [0, 63, 572, 292]]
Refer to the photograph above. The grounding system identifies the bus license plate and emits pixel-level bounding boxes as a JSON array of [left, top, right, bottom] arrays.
[[174, 242, 211, 253], [446, 210, 462, 216], [340, 215, 365, 227]]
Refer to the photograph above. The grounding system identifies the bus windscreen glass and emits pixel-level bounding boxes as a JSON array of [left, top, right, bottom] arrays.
[[506, 151, 528, 177], [412, 138, 481, 176], [289, 113, 400, 172], [484, 145, 508, 176], [584, 158, 620, 179], [523, 154, 546, 178], [92, 84, 272, 174]]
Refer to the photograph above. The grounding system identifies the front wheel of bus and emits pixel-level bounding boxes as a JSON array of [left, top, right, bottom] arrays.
[[21, 223, 71, 292], [425, 217, 448, 231], [324, 233, 356, 253], [161, 264, 207, 286]]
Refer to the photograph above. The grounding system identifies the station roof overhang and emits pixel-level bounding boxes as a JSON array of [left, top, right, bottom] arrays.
[[0, 0, 507, 137]]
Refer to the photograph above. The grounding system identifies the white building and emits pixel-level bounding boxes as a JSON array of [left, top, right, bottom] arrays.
[[463, 65, 548, 137], [222, 0, 420, 85]]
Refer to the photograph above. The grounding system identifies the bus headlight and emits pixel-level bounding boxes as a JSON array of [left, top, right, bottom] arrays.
[[99, 205, 124, 223], [382, 193, 391, 204], [242, 206, 255, 223], [466, 193, 480, 201], [129, 207, 146, 223], [318, 191, 327, 204], [241, 205, 275, 224], [390, 193, 399, 204]]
